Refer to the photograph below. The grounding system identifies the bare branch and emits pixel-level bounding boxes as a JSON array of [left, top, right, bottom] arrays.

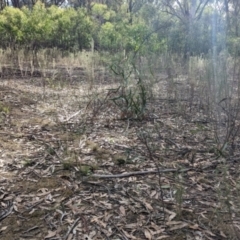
[[162, 1, 185, 22], [196, 0, 210, 21]]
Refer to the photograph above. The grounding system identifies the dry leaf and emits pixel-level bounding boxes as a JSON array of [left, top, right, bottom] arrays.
[[67, 233, 73, 240], [144, 201, 153, 211], [144, 229, 152, 240], [150, 190, 157, 198], [119, 206, 126, 216], [44, 230, 56, 239], [0, 226, 8, 231], [91, 216, 107, 228], [204, 229, 216, 237], [125, 223, 138, 229], [164, 208, 177, 222], [166, 221, 184, 226], [83, 234, 93, 240], [13, 204, 19, 212], [220, 231, 227, 238], [168, 212, 177, 221], [189, 224, 199, 230], [121, 229, 137, 239], [156, 236, 169, 240], [169, 222, 188, 231], [15, 196, 22, 203]]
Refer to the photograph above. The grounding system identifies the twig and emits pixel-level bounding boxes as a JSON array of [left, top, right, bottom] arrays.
[[63, 217, 81, 240], [57, 210, 67, 225], [155, 162, 166, 223], [63, 110, 82, 123], [0, 203, 13, 221], [91, 168, 191, 179], [23, 226, 39, 234], [111, 220, 129, 240], [138, 131, 167, 222]]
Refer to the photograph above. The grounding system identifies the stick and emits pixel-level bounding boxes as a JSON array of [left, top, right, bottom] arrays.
[[91, 168, 191, 179]]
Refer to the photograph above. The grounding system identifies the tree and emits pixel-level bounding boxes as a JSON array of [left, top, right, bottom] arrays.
[[0, 6, 26, 48], [0, 2, 93, 51], [160, 0, 211, 56]]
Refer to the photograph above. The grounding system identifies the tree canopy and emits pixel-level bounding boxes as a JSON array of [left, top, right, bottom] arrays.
[[0, 0, 239, 55]]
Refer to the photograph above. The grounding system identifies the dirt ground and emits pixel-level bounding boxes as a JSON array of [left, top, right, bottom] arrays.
[[0, 74, 240, 240]]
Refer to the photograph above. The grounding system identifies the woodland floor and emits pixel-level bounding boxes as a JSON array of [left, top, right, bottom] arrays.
[[0, 70, 240, 240]]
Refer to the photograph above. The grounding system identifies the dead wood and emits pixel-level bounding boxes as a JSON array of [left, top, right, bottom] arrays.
[[91, 168, 191, 179]]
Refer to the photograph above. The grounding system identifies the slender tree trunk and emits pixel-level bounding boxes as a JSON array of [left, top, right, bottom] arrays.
[[11, 0, 20, 7], [128, 0, 133, 24]]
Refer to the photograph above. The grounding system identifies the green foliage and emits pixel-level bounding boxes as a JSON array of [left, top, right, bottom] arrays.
[[109, 61, 151, 120], [90, 2, 167, 56], [228, 37, 240, 56], [0, 102, 10, 114], [52, 7, 92, 50], [22, 2, 55, 48], [0, 0, 237, 57], [98, 22, 120, 50], [91, 3, 115, 21], [123, 22, 155, 54], [0, 6, 27, 47], [0, 2, 93, 51]]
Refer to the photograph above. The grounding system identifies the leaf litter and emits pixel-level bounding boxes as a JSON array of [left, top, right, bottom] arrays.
[[0, 77, 239, 240]]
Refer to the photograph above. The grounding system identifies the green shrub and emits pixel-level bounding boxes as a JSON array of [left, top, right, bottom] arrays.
[[0, 2, 93, 51]]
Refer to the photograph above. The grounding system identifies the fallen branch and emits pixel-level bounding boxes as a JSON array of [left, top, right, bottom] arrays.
[[91, 168, 191, 179]]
